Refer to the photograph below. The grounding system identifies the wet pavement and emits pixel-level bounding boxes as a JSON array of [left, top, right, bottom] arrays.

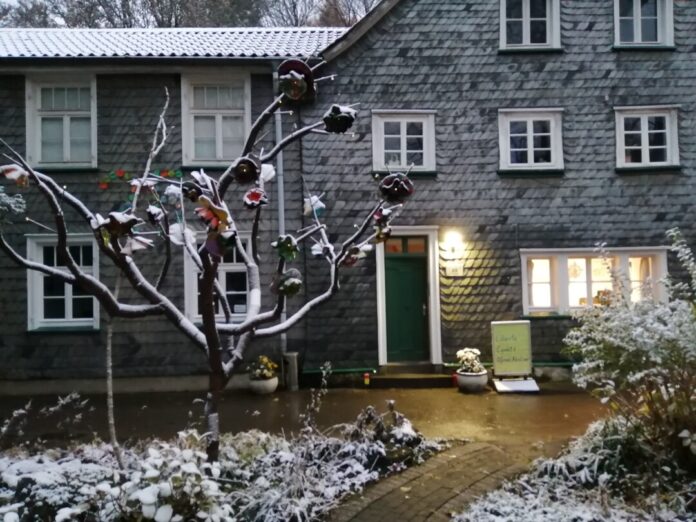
[[0, 382, 604, 461]]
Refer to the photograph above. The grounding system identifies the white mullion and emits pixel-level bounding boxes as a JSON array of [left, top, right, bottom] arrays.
[[400, 121, 407, 166], [65, 278, 73, 320], [527, 117, 534, 165], [215, 114, 223, 161], [62, 114, 70, 162], [585, 258, 593, 307], [556, 254, 568, 313], [618, 254, 630, 301], [522, 0, 530, 45], [641, 115, 650, 163], [633, 0, 641, 42]]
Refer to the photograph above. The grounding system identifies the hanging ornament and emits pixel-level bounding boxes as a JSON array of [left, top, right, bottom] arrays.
[[323, 104, 357, 134], [146, 204, 165, 225], [379, 172, 414, 203], [277, 60, 315, 102], [163, 184, 182, 205], [271, 268, 303, 297], [205, 232, 224, 259], [195, 196, 231, 233], [272, 234, 300, 261], [100, 211, 143, 237], [311, 243, 324, 258], [243, 188, 268, 209], [0, 164, 29, 187], [181, 181, 203, 202], [303, 194, 326, 217], [234, 154, 261, 184], [220, 230, 237, 252], [372, 207, 393, 227], [121, 235, 154, 256], [374, 225, 392, 244], [115, 169, 126, 179], [261, 164, 276, 183], [98, 175, 110, 190]]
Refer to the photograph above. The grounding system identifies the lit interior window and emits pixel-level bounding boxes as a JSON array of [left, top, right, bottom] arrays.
[[528, 258, 551, 308]]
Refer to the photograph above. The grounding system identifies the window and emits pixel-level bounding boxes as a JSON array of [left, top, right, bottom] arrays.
[[500, 0, 561, 49], [26, 235, 99, 330], [498, 109, 564, 171], [615, 107, 679, 168], [372, 111, 436, 172], [181, 73, 250, 166], [26, 76, 97, 167], [520, 248, 668, 315], [184, 235, 250, 321], [614, 0, 673, 46]]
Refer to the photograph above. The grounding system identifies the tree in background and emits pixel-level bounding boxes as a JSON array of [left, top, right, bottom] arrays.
[[315, 0, 378, 26], [0, 61, 414, 461]]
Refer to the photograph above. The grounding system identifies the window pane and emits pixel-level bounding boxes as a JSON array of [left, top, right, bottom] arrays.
[[533, 150, 551, 163], [624, 133, 642, 147], [226, 272, 246, 292], [385, 238, 403, 254], [406, 137, 423, 151], [624, 117, 641, 131], [528, 259, 551, 308], [384, 122, 400, 135], [620, 19, 635, 42], [533, 120, 550, 134], [510, 136, 528, 149], [79, 87, 91, 111], [41, 118, 63, 162], [73, 297, 93, 318], [619, 0, 634, 17], [44, 298, 65, 319], [221, 116, 244, 159], [641, 0, 657, 17], [193, 87, 206, 109], [406, 122, 423, 136], [533, 135, 551, 148], [385, 152, 401, 166], [53, 88, 66, 110], [649, 148, 667, 162], [40, 88, 53, 110], [43, 246, 55, 267], [70, 117, 91, 162], [592, 282, 613, 305], [530, 0, 547, 18], [531, 284, 551, 307], [44, 275, 64, 297], [569, 283, 588, 307], [511, 150, 528, 164], [506, 0, 522, 18], [66, 88, 80, 110], [530, 20, 547, 44], [506, 21, 523, 45], [384, 137, 401, 151], [510, 121, 527, 134], [591, 258, 612, 281], [82, 245, 93, 267], [568, 258, 587, 307], [229, 294, 247, 314], [193, 116, 216, 159], [406, 152, 424, 166], [629, 256, 652, 302], [69, 245, 81, 264], [530, 259, 551, 282], [648, 132, 666, 147], [626, 148, 642, 163], [219, 86, 244, 109], [407, 237, 426, 254], [641, 17, 658, 42], [648, 116, 666, 131]]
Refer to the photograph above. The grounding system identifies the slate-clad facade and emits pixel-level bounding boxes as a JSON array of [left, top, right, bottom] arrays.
[[1, 1, 696, 381]]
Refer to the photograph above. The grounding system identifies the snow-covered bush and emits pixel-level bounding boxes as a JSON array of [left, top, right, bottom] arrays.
[[0, 403, 442, 521], [455, 348, 485, 373], [563, 230, 696, 494]]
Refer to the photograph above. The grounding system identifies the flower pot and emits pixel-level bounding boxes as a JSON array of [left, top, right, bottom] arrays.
[[455, 370, 488, 392], [249, 376, 278, 395]]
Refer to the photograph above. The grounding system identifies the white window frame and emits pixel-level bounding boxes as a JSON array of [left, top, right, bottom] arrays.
[[614, 106, 679, 168], [26, 234, 100, 330], [613, 0, 674, 47], [498, 108, 564, 171], [183, 234, 251, 322], [500, 0, 561, 50], [181, 72, 251, 167], [520, 247, 669, 315], [25, 75, 98, 168], [371, 110, 436, 173]]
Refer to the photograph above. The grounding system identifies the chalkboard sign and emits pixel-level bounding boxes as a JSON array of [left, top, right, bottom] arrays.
[[491, 320, 532, 377]]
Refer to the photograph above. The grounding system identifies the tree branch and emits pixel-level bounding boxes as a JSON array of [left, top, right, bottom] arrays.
[[260, 121, 324, 164]]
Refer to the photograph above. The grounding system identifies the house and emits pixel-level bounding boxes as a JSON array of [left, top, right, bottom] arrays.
[[1, 0, 696, 386]]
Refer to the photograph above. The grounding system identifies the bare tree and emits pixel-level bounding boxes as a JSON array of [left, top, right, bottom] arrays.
[[316, 0, 378, 26], [0, 62, 414, 462], [5, 0, 57, 27], [261, 0, 320, 27]]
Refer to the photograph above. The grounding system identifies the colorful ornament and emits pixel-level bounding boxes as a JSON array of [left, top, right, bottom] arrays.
[[181, 181, 203, 202], [303, 194, 326, 217], [195, 196, 231, 233], [146, 204, 165, 225], [0, 164, 29, 187], [277, 59, 315, 102], [234, 155, 261, 184], [323, 104, 357, 134], [272, 234, 300, 261], [243, 188, 268, 209], [271, 268, 303, 297], [379, 172, 414, 203], [374, 225, 392, 243], [121, 235, 153, 256]]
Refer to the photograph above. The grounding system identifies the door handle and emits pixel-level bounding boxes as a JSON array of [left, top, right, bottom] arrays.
[[422, 303, 427, 316]]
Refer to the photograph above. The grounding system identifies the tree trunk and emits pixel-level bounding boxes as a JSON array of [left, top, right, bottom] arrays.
[[106, 272, 124, 469], [204, 371, 224, 462]]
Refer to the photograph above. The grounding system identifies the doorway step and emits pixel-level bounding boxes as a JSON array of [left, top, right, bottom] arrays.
[[371, 363, 452, 388]]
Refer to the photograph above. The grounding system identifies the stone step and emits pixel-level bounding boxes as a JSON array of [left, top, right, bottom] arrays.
[[370, 373, 454, 389]]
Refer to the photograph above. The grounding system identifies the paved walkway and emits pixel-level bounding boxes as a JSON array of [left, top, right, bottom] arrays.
[[330, 442, 527, 522]]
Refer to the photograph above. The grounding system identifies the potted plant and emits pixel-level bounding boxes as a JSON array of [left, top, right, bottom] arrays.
[[455, 348, 488, 392], [247, 355, 279, 395]]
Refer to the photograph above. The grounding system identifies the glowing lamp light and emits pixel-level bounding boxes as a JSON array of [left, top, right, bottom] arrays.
[[442, 230, 465, 260]]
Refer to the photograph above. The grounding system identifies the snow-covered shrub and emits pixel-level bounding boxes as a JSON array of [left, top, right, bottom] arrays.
[[564, 230, 696, 492], [0, 403, 442, 521], [455, 348, 485, 373]]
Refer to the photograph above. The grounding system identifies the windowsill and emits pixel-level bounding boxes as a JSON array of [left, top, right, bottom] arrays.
[[615, 165, 681, 174], [498, 47, 564, 54], [34, 166, 99, 173], [372, 170, 437, 178], [612, 44, 676, 52], [520, 314, 573, 320], [497, 168, 564, 177], [28, 326, 100, 333], [181, 164, 234, 171]]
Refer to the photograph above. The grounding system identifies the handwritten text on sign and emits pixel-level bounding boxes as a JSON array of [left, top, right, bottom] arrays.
[[491, 320, 532, 376]]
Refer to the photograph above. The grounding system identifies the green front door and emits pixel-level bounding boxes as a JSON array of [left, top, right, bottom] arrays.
[[385, 236, 429, 362]]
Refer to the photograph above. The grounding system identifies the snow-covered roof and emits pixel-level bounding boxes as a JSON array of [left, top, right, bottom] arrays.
[[0, 27, 347, 59]]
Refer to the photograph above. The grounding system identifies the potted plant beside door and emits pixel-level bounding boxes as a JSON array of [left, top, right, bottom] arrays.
[[455, 348, 489, 392], [247, 355, 279, 395]]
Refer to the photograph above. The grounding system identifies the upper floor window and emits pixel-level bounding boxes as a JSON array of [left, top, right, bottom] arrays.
[[614, 0, 674, 46], [615, 106, 679, 168], [183, 235, 250, 322], [498, 109, 564, 171], [521, 248, 668, 315], [181, 73, 250, 167], [371, 111, 436, 173], [26, 76, 97, 168], [26, 235, 99, 330], [500, 0, 561, 50]]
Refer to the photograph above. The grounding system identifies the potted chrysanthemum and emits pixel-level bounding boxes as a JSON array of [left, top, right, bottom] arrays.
[[455, 348, 488, 392], [247, 355, 279, 395]]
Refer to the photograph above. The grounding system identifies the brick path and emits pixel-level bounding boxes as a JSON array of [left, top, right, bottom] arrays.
[[329, 443, 526, 522]]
